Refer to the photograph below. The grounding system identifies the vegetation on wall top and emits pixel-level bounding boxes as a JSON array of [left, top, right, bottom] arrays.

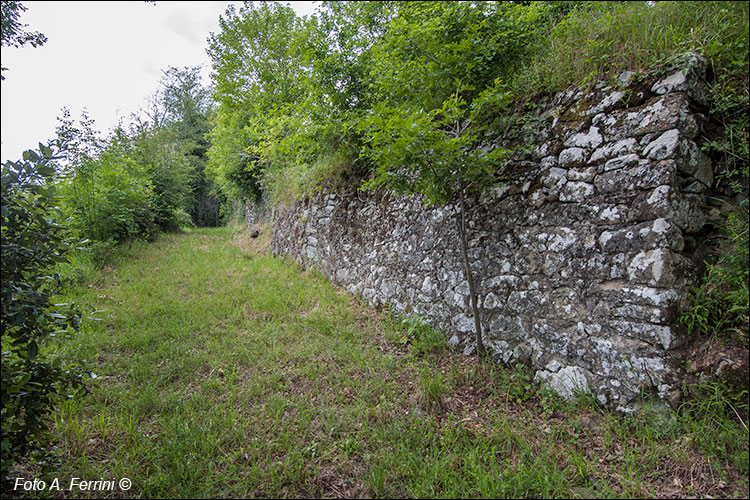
[[205, 1, 748, 206]]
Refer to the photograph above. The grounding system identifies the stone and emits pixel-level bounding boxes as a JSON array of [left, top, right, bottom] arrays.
[[305, 245, 318, 261], [488, 315, 526, 340], [626, 248, 690, 288], [650, 52, 708, 105], [451, 314, 475, 333], [599, 93, 693, 141], [567, 167, 597, 182], [617, 70, 636, 88], [643, 129, 681, 160], [675, 140, 713, 187], [542, 167, 569, 188], [547, 227, 577, 252], [602, 153, 640, 172], [595, 161, 673, 194], [589, 90, 626, 115], [558, 148, 588, 168], [590, 138, 639, 163], [597, 205, 627, 223], [683, 180, 706, 193], [628, 185, 706, 233], [541, 155, 558, 168], [535, 364, 590, 400], [560, 181, 595, 202], [610, 320, 674, 350], [652, 69, 689, 95], [564, 126, 603, 149]]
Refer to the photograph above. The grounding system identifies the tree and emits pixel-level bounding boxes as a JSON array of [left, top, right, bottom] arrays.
[[356, 2, 541, 357], [360, 85, 510, 358], [1, 1, 47, 80], [368, 1, 552, 111], [159, 66, 212, 129], [311, 1, 395, 113], [155, 66, 220, 226], [206, 1, 313, 202], [56, 122, 157, 243]]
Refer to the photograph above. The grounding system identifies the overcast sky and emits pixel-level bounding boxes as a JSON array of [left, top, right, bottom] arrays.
[[1, 1, 318, 163]]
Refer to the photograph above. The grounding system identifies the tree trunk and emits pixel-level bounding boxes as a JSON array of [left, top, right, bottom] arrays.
[[455, 191, 485, 358]]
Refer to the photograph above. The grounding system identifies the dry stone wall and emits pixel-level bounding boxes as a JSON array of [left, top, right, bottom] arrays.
[[271, 55, 715, 411]]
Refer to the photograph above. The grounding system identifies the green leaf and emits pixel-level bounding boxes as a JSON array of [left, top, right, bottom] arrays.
[[36, 164, 54, 177], [27, 341, 39, 359], [23, 149, 40, 162]]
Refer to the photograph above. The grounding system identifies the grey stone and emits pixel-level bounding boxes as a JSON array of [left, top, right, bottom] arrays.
[[541, 155, 558, 169], [535, 364, 590, 400], [542, 167, 569, 188], [558, 148, 588, 168], [590, 138, 639, 163], [602, 153, 640, 172], [560, 181, 595, 202], [565, 126, 603, 149], [590, 90, 626, 115], [643, 129, 681, 160], [617, 70, 636, 88], [567, 167, 597, 182], [650, 53, 707, 105], [452, 314, 476, 334], [599, 93, 693, 141], [675, 140, 713, 187]]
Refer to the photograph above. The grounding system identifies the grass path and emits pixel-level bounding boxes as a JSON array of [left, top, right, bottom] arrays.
[[37, 226, 748, 498]]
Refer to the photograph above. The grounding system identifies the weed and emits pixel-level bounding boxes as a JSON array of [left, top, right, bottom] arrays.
[[502, 362, 538, 404], [394, 315, 446, 357], [679, 379, 749, 474], [418, 367, 447, 412], [681, 200, 749, 344]]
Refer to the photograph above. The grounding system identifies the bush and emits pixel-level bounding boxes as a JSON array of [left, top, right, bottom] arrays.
[[1, 145, 88, 477]]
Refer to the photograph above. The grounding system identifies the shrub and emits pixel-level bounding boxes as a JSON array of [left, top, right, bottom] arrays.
[[1, 145, 88, 476]]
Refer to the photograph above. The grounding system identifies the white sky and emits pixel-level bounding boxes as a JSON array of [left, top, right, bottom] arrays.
[[0, 1, 318, 163]]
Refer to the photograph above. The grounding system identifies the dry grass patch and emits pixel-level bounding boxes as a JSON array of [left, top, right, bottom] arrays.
[[231, 222, 272, 256]]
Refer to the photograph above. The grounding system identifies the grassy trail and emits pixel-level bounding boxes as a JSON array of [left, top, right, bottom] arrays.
[[38, 226, 748, 498]]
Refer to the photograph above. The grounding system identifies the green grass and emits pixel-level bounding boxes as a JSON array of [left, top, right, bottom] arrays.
[[512, 1, 749, 96], [7, 226, 746, 498]]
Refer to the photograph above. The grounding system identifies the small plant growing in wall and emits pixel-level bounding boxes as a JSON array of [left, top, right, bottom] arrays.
[[359, 84, 510, 357]]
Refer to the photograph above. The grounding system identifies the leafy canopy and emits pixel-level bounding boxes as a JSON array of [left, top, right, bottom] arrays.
[[1, 1, 47, 79]]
